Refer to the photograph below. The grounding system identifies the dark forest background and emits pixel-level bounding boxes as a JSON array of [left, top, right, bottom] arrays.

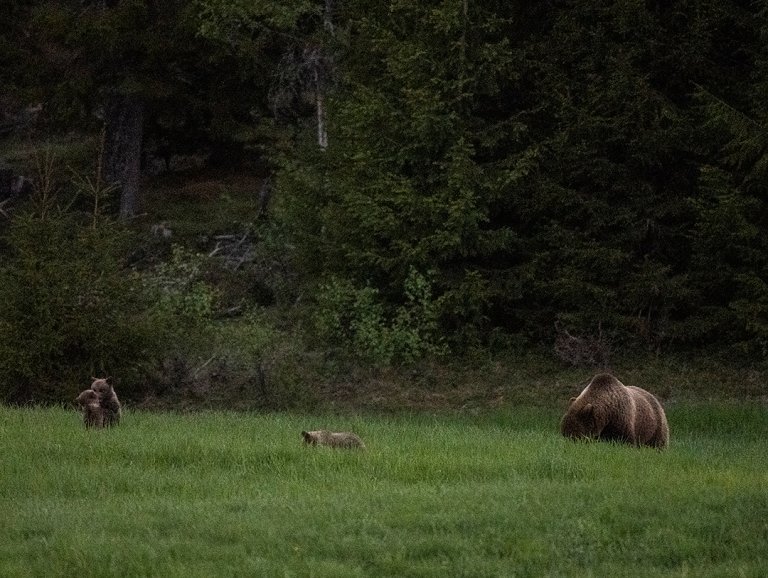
[[1, 0, 767, 406]]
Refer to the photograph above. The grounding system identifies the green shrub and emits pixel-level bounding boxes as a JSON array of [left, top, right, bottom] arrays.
[[142, 245, 218, 338], [0, 210, 217, 404], [313, 268, 447, 367], [0, 210, 151, 402]]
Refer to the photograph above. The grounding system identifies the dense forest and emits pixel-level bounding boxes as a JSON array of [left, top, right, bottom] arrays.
[[1, 1, 767, 405]]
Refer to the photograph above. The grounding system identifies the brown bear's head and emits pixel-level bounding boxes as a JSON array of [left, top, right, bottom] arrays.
[[560, 401, 602, 441], [90, 378, 111, 395], [76, 389, 99, 407], [302, 431, 318, 445]]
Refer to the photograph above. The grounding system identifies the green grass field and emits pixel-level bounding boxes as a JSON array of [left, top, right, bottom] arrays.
[[1, 405, 766, 577]]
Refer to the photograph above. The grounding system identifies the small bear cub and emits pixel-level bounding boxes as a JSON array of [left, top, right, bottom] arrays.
[[90, 377, 121, 427], [302, 430, 366, 449], [75, 389, 104, 429]]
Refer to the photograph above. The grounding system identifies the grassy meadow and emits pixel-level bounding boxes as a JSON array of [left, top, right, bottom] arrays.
[[1, 404, 766, 577]]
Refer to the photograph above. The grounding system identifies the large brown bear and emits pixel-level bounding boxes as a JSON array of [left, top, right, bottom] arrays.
[[560, 373, 669, 449], [302, 430, 366, 449], [90, 378, 121, 427]]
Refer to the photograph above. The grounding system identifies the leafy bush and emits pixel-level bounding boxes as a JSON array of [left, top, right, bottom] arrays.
[[0, 211, 152, 402], [214, 312, 316, 409], [0, 207, 217, 403], [143, 245, 218, 336], [313, 268, 447, 367]]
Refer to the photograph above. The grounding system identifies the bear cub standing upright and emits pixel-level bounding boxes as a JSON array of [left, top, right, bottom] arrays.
[[90, 378, 121, 427], [560, 373, 669, 449]]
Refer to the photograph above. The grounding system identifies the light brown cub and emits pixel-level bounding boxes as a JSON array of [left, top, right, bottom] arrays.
[[302, 430, 366, 449]]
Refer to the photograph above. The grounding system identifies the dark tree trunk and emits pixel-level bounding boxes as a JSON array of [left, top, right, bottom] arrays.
[[103, 94, 144, 219]]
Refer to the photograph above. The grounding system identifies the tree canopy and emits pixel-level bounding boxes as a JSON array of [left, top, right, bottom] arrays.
[[2, 0, 767, 378]]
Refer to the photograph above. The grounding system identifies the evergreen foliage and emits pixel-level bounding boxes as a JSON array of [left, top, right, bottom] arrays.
[[280, 0, 768, 357], [0, 174, 216, 403], [2, 0, 768, 388], [0, 209, 148, 402]]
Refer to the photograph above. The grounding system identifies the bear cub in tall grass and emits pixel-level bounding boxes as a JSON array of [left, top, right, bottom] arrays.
[[560, 373, 669, 449], [302, 430, 366, 449], [90, 378, 121, 427]]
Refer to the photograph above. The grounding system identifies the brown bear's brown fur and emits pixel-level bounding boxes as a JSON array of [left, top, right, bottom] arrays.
[[90, 378, 121, 427], [75, 389, 105, 429], [560, 373, 669, 449], [302, 430, 366, 449]]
